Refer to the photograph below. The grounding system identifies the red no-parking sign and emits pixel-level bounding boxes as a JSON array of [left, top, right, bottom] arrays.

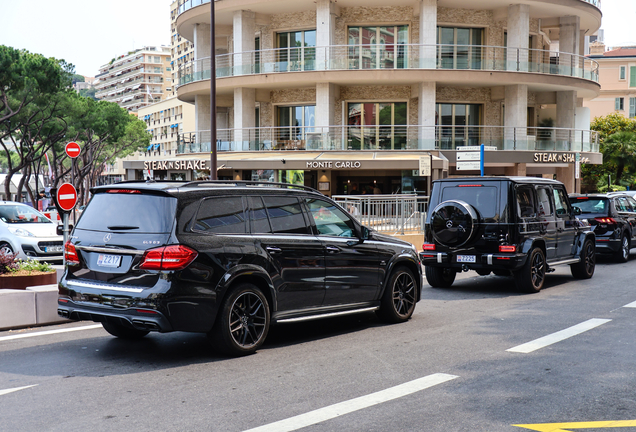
[[65, 142, 81, 158], [56, 183, 78, 212]]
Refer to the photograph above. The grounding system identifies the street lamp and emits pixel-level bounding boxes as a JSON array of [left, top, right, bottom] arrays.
[[210, 0, 217, 179]]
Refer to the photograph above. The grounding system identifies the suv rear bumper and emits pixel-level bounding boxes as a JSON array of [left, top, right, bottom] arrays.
[[594, 238, 621, 254], [57, 301, 174, 333], [419, 251, 526, 270]]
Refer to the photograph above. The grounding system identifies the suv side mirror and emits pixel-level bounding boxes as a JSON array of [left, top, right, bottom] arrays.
[[360, 226, 370, 241], [572, 206, 582, 216]]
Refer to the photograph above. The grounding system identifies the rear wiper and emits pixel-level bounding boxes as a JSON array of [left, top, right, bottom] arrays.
[[107, 225, 139, 230]]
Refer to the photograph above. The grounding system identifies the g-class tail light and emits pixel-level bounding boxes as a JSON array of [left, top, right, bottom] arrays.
[[499, 245, 516, 253], [139, 245, 198, 271], [422, 243, 436, 251], [64, 241, 79, 265]]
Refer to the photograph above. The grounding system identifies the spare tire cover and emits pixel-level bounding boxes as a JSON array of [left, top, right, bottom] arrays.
[[430, 200, 479, 248]]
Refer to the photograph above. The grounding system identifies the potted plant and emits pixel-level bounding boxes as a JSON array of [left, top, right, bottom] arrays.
[[0, 252, 57, 290]]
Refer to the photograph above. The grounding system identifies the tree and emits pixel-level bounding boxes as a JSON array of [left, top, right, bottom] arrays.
[[602, 131, 636, 184]]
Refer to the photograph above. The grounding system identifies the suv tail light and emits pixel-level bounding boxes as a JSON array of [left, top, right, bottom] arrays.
[[65, 241, 80, 265], [499, 245, 516, 253], [422, 243, 436, 251], [139, 245, 198, 271], [594, 217, 617, 225]]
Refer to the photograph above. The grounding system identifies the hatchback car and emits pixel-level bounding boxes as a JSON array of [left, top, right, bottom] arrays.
[[570, 193, 636, 262], [0, 202, 64, 262], [58, 180, 422, 356]]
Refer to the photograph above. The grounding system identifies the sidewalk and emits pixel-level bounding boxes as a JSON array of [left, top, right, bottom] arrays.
[[0, 266, 68, 331]]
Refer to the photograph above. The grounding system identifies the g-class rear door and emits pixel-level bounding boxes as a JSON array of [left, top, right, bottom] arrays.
[[552, 185, 578, 258]]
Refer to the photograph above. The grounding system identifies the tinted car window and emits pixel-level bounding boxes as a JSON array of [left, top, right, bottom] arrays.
[[516, 186, 536, 218], [553, 188, 570, 216], [306, 198, 355, 237], [616, 197, 632, 212], [249, 196, 272, 234], [77, 192, 177, 233], [572, 198, 608, 214], [536, 187, 553, 216], [627, 196, 636, 211], [193, 196, 246, 234], [441, 186, 498, 218], [262, 196, 308, 234]]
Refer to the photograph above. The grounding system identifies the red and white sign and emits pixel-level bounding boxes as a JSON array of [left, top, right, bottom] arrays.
[[65, 142, 81, 158], [56, 183, 78, 212]]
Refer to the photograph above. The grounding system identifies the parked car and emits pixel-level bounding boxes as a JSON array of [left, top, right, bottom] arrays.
[[0, 202, 64, 263], [420, 177, 596, 293], [569, 192, 636, 262], [58, 180, 422, 356]]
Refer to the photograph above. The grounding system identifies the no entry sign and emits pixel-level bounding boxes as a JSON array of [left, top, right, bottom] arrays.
[[56, 183, 78, 212], [65, 142, 81, 158]]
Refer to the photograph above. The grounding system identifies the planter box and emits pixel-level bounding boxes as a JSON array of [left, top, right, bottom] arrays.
[[0, 272, 57, 290]]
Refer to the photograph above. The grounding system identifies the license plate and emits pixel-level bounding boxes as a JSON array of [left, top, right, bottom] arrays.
[[97, 254, 122, 268], [45, 246, 63, 253], [457, 255, 476, 263]]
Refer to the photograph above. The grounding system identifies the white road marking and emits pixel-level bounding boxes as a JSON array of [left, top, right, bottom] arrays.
[[623, 300, 636, 308], [0, 384, 37, 396], [0, 324, 103, 342], [506, 318, 611, 354], [242, 373, 458, 432]]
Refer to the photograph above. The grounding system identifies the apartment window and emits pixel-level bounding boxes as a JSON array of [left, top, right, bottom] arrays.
[[154, 67, 162, 73], [630, 97, 636, 118], [438, 27, 484, 70], [436, 103, 483, 149], [154, 56, 161, 63], [347, 102, 407, 150], [620, 65, 626, 80], [630, 66, 636, 88], [276, 105, 315, 142], [616, 97, 625, 111], [277, 30, 316, 72], [348, 25, 409, 70]]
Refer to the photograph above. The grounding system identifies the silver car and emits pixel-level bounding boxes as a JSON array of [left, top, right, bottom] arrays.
[[0, 202, 64, 263]]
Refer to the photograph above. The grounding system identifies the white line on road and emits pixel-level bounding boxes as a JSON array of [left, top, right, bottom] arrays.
[[0, 384, 37, 396], [0, 324, 103, 342], [241, 373, 458, 432], [506, 318, 611, 354], [623, 300, 636, 308]]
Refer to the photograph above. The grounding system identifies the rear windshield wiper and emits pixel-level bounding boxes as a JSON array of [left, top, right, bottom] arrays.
[[107, 225, 139, 230]]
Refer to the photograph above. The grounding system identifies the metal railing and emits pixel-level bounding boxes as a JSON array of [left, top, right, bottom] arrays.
[[177, 125, 599, 154], [177, 44, 600, 86], [333, 194, 429, 235]]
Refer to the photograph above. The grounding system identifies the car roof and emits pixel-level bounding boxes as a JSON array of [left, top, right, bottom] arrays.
[[92, 180, 322, 196], [434, 176, 563, 185], [570, 193, 614, 198]]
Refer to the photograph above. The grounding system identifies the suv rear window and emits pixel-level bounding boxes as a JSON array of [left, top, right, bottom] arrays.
[[77, 192, 177, 233], [441, 186, 498, 218], [572, 198, 608, 214]]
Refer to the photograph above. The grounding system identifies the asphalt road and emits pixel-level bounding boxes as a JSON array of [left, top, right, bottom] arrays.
[[2, 255, 636, 432]]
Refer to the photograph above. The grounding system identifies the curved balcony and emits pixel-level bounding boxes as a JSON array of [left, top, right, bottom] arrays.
[[177, 126, 599, 154], [177, 44, 600, 89]]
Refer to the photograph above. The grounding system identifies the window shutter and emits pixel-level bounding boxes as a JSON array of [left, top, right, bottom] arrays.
[[630, 97, 636, 118], [630, 66, 636, 88]]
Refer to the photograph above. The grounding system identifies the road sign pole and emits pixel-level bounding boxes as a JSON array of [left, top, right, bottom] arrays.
[[480, 144, 485, 177], [62, 213, 69, 266]]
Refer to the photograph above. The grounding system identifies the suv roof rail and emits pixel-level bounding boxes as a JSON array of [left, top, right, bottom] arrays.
[[180, 180, 319, 193]]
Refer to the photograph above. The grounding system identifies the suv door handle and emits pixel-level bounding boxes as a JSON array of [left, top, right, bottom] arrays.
[[266, 246, 282, 254], [326, 246, 340, 254]]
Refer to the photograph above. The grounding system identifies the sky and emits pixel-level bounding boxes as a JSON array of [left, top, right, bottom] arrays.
[[0, 0, 634, 77]]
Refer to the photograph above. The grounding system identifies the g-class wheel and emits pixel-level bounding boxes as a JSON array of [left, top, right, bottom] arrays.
[[571, 239, 596, 279], [209, 283, 270, 356], [378, 267, 417, 323], [514, 247, 546, 293], [425, 266, 457, 288]]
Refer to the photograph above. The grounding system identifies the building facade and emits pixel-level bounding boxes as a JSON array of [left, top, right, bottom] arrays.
[[123, 0, 604, 195], [138, 97, 196, 158], [94, 46, 172, 113], [585, 45, 636, 120], [170, 0, 196, 97]]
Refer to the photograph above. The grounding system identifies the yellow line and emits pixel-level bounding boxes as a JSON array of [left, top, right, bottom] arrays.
[[513, 420, 636, 431]]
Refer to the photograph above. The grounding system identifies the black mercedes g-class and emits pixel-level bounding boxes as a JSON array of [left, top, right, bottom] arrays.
[[420, 177, 596, 293], [58, 180, 422, 356]]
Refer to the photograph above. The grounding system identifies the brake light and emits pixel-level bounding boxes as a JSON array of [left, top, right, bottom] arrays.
[[422, 243, 436, 251], [106, 189, 141, 194], [458, 184, 482, 187], [499, 245, 516, 253], [64, 241, 79, 265], [595, 217, 617, 225], [139, 245, 198, 271]]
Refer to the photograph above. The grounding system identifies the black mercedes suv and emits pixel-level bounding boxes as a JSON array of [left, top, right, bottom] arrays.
[[58, 181, 422, 355], [420, 177, 596, 293]]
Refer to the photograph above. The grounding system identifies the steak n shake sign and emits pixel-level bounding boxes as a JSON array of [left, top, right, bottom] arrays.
[[144, 160, 208, 170]]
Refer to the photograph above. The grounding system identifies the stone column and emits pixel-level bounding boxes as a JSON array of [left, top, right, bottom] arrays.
[[234, 87, 256, 151], [316, 0, 336, 70], [418, 82, 436, 150], [556, 90, 576, 150], [559, 16, 580, 76], [193, 23, 211, 83], [419, 0, 437, 69], [504, 84, 528, 149], [507, 5, 530, 72], [316, 83, 338, 150], [233, 10, 255, 75], [194, 95, 211, 151]]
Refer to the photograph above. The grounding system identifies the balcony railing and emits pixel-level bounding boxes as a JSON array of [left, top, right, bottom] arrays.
[[177, 125, 599, 154], [177, 44, 600, 86]]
